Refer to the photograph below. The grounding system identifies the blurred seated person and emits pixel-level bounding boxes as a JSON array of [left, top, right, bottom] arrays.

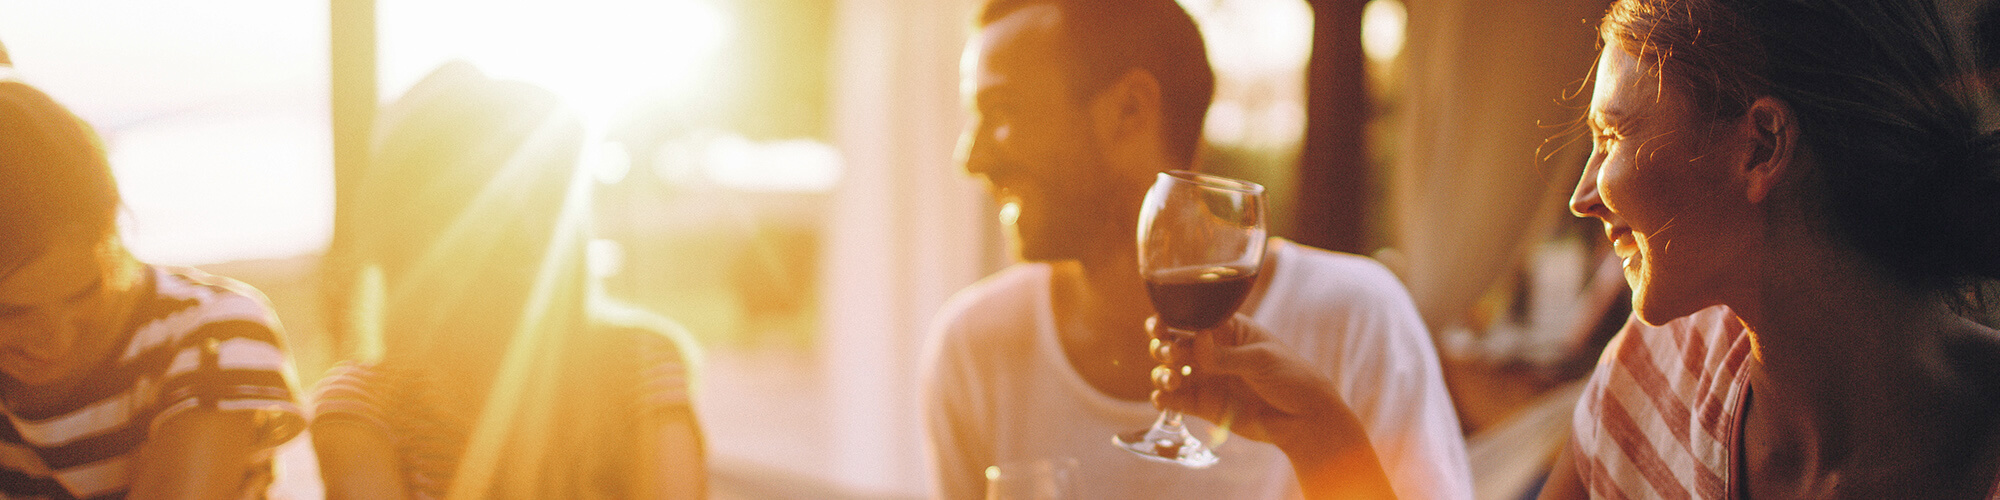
[[310, 62, 705, 499], [0, 50, 306, 498]]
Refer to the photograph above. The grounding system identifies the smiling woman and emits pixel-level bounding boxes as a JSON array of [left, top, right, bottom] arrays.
[[1549, 0, 2000, 498], [1571, 45, 1759, 326], [0, 73, 308, 500]]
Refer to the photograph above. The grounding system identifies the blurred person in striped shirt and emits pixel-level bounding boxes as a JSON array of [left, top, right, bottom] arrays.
[[0, 49, 307, 498]]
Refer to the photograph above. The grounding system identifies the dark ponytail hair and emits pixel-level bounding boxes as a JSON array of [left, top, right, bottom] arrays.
[[1603, 0, 2000, 301], [0, 81, 119, 269]]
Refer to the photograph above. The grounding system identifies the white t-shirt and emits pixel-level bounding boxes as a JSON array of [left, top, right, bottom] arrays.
[[920, 239, 1473, 499]]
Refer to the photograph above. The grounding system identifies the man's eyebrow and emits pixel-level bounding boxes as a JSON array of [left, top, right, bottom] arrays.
[[975, 79, 1011, 97], [0, 254, 28, 286], [973, 85, 1013, 110], [0, 259, 27, 312], [64, 278, 102, 302]]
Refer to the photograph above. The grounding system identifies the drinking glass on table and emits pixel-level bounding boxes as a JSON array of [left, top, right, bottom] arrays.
[[1113, 170, 1266, 468], [984, 458, 1080, 500]]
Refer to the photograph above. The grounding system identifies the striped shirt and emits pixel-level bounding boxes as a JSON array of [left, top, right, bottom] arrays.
[[1570, 306, 1750, 499], [312, 323, 691, 499], [0, 266, 306, 499], [1570, 306, 2000, 499]]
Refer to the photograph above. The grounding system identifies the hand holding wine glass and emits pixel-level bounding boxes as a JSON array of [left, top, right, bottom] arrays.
[[1147, 314, 1356, 448], [1147, 314, 1399, 499], [1113, 170, 1266, 468]]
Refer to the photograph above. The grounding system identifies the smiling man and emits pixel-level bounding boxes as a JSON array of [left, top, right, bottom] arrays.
[[0, 55, 305, 499], [916, 1, 1472, 498]]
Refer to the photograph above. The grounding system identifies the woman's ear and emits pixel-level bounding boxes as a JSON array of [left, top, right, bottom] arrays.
[[1741, 96, 1799, 204], [1088, 68, 1165, 158]]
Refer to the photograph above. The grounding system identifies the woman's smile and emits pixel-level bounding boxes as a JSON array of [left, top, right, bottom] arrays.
[[1608, 225, 1637, 268]]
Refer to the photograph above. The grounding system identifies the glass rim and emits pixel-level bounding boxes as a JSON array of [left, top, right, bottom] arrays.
[[1162, 169, 1264, 195]]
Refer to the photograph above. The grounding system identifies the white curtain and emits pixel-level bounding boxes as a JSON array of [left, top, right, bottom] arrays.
[[815, 0, 995, 496], [1387, 0, 1608, 338]]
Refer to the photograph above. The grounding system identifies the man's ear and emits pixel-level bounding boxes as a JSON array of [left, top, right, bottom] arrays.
[[1089, 68, 1164, 153], [1741, 96, 1798, 204]]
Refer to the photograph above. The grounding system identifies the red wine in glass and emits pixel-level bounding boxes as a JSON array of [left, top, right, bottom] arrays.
[[1115, 170, 1266, 468], [1145, 265, 1258, 331]]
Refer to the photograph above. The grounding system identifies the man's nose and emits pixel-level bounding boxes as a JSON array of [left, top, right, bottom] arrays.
[[956, 128, 984, 176], [959, 122, 1010, 177]]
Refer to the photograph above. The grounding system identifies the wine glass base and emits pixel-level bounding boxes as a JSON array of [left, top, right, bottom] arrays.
[[1114, 426, 1219, 468]]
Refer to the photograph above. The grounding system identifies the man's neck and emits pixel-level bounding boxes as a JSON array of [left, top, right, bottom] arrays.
[[1050, 247, 1158, 401], [1048, 239, 1284, 401]]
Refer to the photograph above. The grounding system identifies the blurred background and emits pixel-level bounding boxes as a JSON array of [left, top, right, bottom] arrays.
[[0, 0, 1650, 498]]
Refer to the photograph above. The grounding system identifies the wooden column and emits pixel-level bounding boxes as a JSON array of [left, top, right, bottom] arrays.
[[327, 0, 375, 352], [1293, 0, 1371, 254]]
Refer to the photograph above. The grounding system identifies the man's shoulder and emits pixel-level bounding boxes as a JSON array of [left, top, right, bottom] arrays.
[[1269, 240, 1413, 305], [934, 263, 1049, 326], [925, 263, 1052, 361], [1275, 240, 1402, 284]]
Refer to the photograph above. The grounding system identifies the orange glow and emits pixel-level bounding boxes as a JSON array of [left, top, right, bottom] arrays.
[[379, 0, 733, 130]]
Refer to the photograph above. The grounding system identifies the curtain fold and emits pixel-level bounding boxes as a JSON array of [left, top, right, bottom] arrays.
[[1387, 0, 1608, 337]]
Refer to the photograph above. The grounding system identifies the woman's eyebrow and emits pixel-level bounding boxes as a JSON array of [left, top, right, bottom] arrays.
[[1591, 105, 1637, 132]]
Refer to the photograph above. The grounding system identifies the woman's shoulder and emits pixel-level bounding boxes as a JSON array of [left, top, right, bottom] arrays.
[[588, 301, 699, 409], [590, 300, 699, 354], [127, 265, 287, 346], [148, 265, 280, 316], [589, 299, 701, 382], [312, 361, 394, 422]]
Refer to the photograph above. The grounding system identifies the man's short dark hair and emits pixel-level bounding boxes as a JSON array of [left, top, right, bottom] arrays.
[[979, 0, 1214, 166]]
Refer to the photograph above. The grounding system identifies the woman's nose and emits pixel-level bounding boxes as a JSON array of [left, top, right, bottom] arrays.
[[1570, 160, 1606, 218]]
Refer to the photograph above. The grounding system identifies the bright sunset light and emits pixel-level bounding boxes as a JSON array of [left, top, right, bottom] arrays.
[[379, 0, 733, 130]]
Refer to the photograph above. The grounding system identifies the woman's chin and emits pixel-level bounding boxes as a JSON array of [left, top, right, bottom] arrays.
[[1630, 289, 1704, 327]]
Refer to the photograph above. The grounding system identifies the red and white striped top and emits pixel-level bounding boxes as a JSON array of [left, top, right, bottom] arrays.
[[1571, 306, 2000, 499], [1570, 306, 1751, 499]]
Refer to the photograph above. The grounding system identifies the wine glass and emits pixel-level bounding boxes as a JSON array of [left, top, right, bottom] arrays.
[[1113, 170, 1266, 468]]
